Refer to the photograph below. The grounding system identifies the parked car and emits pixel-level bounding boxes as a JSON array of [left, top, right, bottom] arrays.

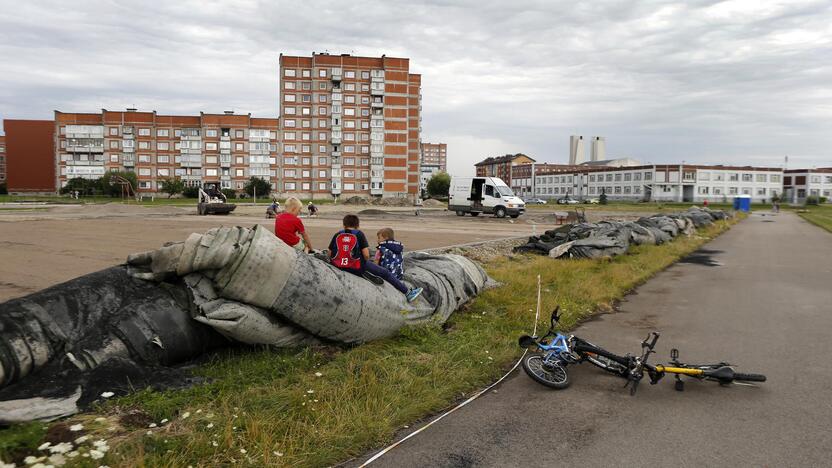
[[557, 197, 579, 205], [524, 198, 547, 205]]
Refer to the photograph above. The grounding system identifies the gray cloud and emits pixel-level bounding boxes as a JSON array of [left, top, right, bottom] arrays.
[[1, 0, 830, 176]]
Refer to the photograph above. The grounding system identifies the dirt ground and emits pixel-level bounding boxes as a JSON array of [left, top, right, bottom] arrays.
[[0, 202, 644, 302]]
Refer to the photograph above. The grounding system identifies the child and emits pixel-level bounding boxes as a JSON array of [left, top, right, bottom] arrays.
[[275, 197, 313, 252], [307, 201, 319, 217], [374, 227, 404, 280], [329, 214, 422, 302]]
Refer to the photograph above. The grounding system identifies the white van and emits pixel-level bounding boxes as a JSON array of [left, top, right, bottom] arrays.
[[448, 177, 526, 218]]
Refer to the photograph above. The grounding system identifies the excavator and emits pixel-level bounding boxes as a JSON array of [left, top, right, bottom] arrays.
[[197, 182, 236, 215]]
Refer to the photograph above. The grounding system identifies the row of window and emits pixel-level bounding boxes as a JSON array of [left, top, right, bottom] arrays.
[[284, 105, 381, 117], [284, 68, 384, 80], [62, 126, 274, 139], [285, 81, 372, 93], [698, 173, 781, 183], [62, 140, 277, 152], [698, 186, 777, 196]]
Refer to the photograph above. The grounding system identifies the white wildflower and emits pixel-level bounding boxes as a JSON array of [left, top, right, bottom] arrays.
[[37, 442, 51, 450], [195, 409, 202, 414], [160, 419, 168, 424], [240, 449, 247, 454], [31, 464, 53, 468], [273, 451, 283, 457], [89, 450, 104, 460], [181, 412, 190, 420], [211, 441, 218, 447], [47, 454, 66, 466], [24, 455, 43, 464], [66, 452, 78, 459], [48, 443, 72, 454], [73, 436, 88, 444], [0, 461, 15, 468], [100, 392, 114, 398], [306, 390, 314, 394], [206, 423, 214, 429], [148, 423, 157, 428], [314, 372, 323, 377], [69, 424, 84, 432], [146, 431, 152, 436], [94, 418, 106, 422]]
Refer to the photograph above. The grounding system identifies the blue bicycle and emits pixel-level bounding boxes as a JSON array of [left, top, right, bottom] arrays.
[[519, 307, 766, 394]]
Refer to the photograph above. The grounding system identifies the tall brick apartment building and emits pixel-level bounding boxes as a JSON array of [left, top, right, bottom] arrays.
[[52, 110, 279, 192], [0, 136, 6, 184], [278, 53, 422, 199], [420, 142, 446, 172]]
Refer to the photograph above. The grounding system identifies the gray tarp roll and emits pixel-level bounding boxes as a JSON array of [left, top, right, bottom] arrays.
[[514, 207, 729, 259], [127, 225, 493, 345]]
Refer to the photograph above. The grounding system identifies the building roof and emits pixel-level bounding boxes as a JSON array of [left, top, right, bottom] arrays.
[[784, 168, 832, 174], [579, 157, 642, 167], [474, 153, 535, 166]]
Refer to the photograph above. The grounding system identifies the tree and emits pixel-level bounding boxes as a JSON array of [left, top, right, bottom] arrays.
[[99, 171, 138, 197], [159, 178, 185, 198], [0, 182, 6, 195], [244, 177, 271, 198], [60, 177, 97, 196], [599, 189, 608, 205], [182, 185, 200, 198], [221, 188, 237, 201], [426, 172, 451, 197]]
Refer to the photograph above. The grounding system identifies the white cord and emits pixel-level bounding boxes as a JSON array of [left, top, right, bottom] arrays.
[[359, 275, 543, 467]]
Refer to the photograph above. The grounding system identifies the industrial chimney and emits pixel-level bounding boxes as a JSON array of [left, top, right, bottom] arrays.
[[590, 136, 606, 162], [569, 135, 585, 165]]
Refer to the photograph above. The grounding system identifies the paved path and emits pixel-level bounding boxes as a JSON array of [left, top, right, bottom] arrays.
[[359, 212, 832, 467]]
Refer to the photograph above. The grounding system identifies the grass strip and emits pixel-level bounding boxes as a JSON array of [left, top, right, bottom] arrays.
[[794, 204, 832, 233], [0, 217, 739, 467]]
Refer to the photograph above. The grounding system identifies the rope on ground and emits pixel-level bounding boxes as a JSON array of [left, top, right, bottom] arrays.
[[359, 275, 543, 467]]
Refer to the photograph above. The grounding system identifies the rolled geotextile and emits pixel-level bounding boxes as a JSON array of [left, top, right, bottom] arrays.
[[0, 267, 227, 389], [128, 225, 493, 345]]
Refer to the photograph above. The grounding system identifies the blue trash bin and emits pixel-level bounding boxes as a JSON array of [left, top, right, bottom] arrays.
[[733, 195, 751, 212]]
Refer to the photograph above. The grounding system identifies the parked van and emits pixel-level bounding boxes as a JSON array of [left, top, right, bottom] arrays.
[[448, 177, 526, 218]]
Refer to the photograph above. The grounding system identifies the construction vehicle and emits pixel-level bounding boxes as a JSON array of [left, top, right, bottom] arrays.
[[197, 183, 236, 215]]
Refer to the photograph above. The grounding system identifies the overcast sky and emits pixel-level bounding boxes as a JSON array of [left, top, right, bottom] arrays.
[[1, 0, 830, 175]]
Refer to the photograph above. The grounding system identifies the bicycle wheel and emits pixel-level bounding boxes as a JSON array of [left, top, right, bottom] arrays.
[[732, 372, 766, 382], [522, 353, 571, 389]]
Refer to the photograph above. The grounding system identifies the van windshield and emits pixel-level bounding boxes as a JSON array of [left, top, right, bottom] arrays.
[[496, 186, 515, 197]]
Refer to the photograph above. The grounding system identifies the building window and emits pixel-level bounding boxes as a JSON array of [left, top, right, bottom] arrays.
[[138, 128, 151, 136], [285, 69, 296, 77], [109, 127, 119, 136], [285, 94, 296, 103], [319, 69, 327, 77], [729, 173, 739, 181], [756, 174, 767, 182], [742, 174, 753, 182], [302, 69, 311, 78], [138, 141, 149, 149]]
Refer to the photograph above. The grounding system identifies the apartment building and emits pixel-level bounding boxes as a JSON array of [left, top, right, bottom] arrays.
[[3, 120, 56, 194], [54, 109, 279, 192], [474, 154, 535, 186], [421, 142, 446, 172], [278, 53, 422, 200], [534, 164, 784, 203], [0, 136, 6, 184], [419, 142, 446, 193], [783, 168, 832, 203]]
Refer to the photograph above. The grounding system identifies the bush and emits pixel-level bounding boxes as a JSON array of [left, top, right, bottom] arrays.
[[221, 189, 237, 201], [820, 196, 828, 204], [599, 190, 608, 205], [806, 196, 820, 206], [426, 172, 451, 197], [0, 183, 6, 195], [244, 177, 271, 198], [60, 177, 99, 196], [182, 186, 200, 198]]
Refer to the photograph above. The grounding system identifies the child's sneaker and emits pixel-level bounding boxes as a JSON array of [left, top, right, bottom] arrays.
[[406, 287, 423, 302]]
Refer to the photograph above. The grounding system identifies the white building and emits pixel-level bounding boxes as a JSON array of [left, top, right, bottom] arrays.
[[534, 164, 785, 203], [783, 169, 832, 203]]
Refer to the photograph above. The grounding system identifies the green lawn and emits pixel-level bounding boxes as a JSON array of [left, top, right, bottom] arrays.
[[0, 216, 741, 467], [0, 194, 336, 206], [794, 204, 832, 233]]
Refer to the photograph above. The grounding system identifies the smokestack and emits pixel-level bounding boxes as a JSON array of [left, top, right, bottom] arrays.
[[590, 136, 606, 162], [569, 135, 585, 165]]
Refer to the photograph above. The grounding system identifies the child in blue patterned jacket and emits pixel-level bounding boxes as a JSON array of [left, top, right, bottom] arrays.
[[374, 227, 405, 280]]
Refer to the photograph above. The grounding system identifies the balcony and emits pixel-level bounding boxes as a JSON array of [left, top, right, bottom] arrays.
[[331, 68, 342, 82], [370, 87, 384, 96], [67, 145, 104, 153], [331, 151, 341, 158], [370, 186, 383, 195], [331, 180, 342, 195], [123, 158, 135, 167], [331, 135, 342, 145], [219, 157, 231, 167], [371, 100, 384, 108]]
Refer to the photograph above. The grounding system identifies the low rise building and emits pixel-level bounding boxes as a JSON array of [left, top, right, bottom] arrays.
[[533, 164, 785, 203], [474, 153, 535, 186], [783, 168, 832, 203]]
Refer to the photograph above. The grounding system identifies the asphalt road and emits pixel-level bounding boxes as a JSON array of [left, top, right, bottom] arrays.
[[358, 211, 832, 468]]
